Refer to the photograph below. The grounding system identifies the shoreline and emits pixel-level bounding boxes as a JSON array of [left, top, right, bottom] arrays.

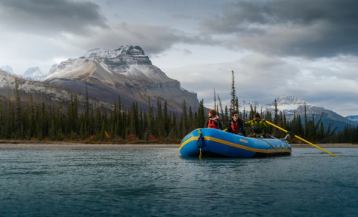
[[0, 143, 179, 149], [0, 142, 356, 149]]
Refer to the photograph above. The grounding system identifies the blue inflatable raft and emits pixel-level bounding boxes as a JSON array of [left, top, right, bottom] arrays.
[[179, 128, 291, 158]]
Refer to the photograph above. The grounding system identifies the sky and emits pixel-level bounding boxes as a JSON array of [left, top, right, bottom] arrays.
[[0, 0, 357, 115]]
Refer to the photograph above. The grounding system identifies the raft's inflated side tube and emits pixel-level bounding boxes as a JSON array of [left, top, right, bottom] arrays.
[[179, 128, 291, 158]]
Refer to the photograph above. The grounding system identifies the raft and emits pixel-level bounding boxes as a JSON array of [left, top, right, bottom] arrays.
[[179, 128, 291, 158]]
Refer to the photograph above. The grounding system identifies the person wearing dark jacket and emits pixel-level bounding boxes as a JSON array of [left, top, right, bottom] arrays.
[[205, 109, 223, 129], [227, 111, 245, 135], [245, 113, 269, 137]]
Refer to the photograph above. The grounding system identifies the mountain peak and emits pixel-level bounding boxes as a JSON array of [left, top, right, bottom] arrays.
[[44, 45, 199, 113], [85, 45, 150, 64], [46, 45, 166, 82]]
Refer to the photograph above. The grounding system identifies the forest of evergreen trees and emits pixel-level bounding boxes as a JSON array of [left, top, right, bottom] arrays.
[[0, 80, 357, 144], [0, 81, 207, 143]]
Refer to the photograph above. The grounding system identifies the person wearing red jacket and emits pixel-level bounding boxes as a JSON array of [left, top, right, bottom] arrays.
[[206, 109, 223, 129], [227, 111, 245, 136]]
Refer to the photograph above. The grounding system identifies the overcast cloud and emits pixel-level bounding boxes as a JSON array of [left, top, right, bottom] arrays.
[[0, 0, 107, 34], [167, 53, 358, 115], [202, 0, 358, 57], [0, 0, 357, 115]]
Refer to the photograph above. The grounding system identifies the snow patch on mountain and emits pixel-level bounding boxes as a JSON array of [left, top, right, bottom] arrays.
[[86, 46, 147, 59], [45, 45, 169, 83]]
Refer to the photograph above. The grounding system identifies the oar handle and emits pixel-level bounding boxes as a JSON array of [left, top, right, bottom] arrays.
[[265, 121, 289, 134], [293, 135, 336, 157], [265, 120, 336, 157]]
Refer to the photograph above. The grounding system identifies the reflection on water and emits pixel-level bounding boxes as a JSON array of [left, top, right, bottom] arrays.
[[0, 147, 357, 217]]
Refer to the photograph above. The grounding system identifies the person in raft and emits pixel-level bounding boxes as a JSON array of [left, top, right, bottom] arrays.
[[206, 109, 223, 129], [245, 113, 269, 138], [227, 111, 245, 136]]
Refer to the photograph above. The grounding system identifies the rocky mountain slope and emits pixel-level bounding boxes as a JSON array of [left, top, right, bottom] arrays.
[[0, 69, 110, 109], [0, 69, 69, 102], [44, 45, 199, 113]]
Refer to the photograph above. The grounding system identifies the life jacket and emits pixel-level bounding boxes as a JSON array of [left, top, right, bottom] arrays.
[[247, 120, 264, 134], [230, 120, 239, 133], [207, 119, 219, 129]]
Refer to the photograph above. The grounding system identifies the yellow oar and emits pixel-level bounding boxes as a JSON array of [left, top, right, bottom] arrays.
[[265, 120, 336, 157]]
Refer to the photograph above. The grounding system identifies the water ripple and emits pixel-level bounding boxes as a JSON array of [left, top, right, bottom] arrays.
[[0, 148, 357, 217]]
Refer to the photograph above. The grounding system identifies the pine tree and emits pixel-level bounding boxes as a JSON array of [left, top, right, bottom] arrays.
[[14, 79, 22, 138], [156, 99, 164, 138], [163, 101, 170, 136], [213, 89, 217, 111], [196, 99, 205, 128], [217, 95, 224, 118], [188, 106, 194, 132], [224, 105, 229, 126], [274, 98, 279, 124], [304, 103, 308, 137], [84, 83, 90, 136], [230, 70, 238, 114], [181, 100, 188, 134]]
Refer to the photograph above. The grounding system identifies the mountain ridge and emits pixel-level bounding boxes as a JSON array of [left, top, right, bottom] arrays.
[[267, 96, 356, 131], [44, 45, 200, 113]]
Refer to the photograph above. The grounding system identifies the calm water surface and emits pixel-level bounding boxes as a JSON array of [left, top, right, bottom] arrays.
[[0, 147, 357, 217]]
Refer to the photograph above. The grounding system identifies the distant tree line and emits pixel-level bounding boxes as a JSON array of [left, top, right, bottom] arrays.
[[0, 80, 356, 143], [0, 81, 206, 142], [236, 100, 358, 144]]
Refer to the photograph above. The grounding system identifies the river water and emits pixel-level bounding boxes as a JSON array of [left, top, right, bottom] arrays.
[[0, 147, 357, 217]]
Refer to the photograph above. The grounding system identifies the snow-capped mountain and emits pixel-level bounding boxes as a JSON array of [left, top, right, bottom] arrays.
[[0, 65, 49, 81], [45, 45, 199, 112], [0, 68, 72, 102], [0, 68, 111, 109], [22, 66, 48, 81]]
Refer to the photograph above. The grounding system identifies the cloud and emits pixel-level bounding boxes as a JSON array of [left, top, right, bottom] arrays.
[[169, 53, 358, 115], [64, 22, 214, 54], [0, 0, 107, 35], [0, 0, 215, 70], [0, 22, 211, 73], [202, 0, 358, 57], [0, 0, 215, 73]]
